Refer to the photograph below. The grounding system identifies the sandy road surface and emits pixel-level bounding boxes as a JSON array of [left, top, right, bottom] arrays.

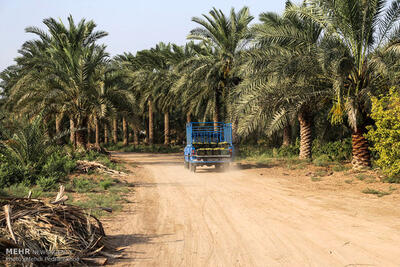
[[105, 153, 400, 267]]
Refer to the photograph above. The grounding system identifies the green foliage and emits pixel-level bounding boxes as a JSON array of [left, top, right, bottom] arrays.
[[275, 140, 300, 158], [99, 178, 114, 190], [332, 164, 351, 172], [0, 116, 77, 187], [367, 89, 400, 183], [313, 155, 332, 167], [105, 143, 182, 154], [36, 176, 57, 191], [72, 178, 95, 193], [362, 188, 391, 198], [312, 138, 352, 162]]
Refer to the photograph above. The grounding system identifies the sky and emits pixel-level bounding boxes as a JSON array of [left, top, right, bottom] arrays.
[[0, 0, 287, 72]]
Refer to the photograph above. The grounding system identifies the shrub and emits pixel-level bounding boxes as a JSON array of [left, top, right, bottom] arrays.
[[99, 178, 114, 190], [41, 150, 76, 178], [366, 88, 400, 183], [36, 176, 57, 191], [312, 138, 352, 162], [276, 139, 300, 158], [72, 178, 95, 193]]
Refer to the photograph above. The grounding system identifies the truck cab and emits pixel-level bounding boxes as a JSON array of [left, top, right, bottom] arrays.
[[184, 122, 234, 172]]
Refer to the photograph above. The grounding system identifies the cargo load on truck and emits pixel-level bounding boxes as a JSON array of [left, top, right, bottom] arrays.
[[184, 122, 234, 172]]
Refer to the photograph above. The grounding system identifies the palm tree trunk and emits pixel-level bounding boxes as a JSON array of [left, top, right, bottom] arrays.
[[44, 116, 50, 139], [55, 114, 62, 136], [87, 120, 91, 145], [298, 111, 312, 159], [94, 116, 100, 148], [213, 102, 219, 129], [148, 100, 154, 145], [352, 129, 371, 169], [104, 123, 109, 144], [164, 112, 170, 145], [70, 118, 75, 146], [55, 113, 62, 145], [113, 118, 118, 144], [186, 112, 191, 123], [133, 127, 139, 145], [76, 117, 87, 150], [282, 125, 291, 147], [122, 116, 128, 146]]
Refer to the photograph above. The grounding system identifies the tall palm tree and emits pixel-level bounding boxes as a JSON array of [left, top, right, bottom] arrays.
[[289, 0, 400, 168], [8, 15, 109, 150], [235, 3, 330, 159], [181, 7, 253, 128]]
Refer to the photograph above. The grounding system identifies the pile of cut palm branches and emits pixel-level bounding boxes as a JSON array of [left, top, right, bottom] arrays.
[[76, 160, 127, 176], [0, 187, 121, 266]]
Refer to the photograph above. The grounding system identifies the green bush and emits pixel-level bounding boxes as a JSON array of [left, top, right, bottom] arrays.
[[36, 176, 57, 191], [99, 178, 114, 190], [0, 116, 77, 187], [366, 88, 400, 183], [41, 150, 76, 177], [105, 143, 182, 154], [276, 139, 300, 158], [312, 138, 352, 162]]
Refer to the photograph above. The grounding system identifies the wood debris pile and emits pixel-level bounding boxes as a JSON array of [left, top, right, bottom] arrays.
[[76, 160, 127, 176], [0, 186, 121, 266]]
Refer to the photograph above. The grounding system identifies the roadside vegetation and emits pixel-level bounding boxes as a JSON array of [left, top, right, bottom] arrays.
[[1, 0, 400, 199]]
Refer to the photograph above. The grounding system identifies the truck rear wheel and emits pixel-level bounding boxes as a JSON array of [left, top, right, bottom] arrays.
[[184, 161, 189, 169], [190, 163, 196, 173]]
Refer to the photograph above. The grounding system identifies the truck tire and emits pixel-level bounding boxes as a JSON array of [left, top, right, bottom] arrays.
[[190, 163, 196, 173], [184, 161, 189, 169]]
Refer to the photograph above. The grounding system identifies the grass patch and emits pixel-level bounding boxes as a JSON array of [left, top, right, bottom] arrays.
[[0, 183, 56, 199], [311, 176, 322, 182], [345, 179, 354, 184], [362, 188, 392, 197], [355, 173, 375, 181], [313, 155, 332, 167], [332, 164, 351, 172], [73, 193, 124, 217]]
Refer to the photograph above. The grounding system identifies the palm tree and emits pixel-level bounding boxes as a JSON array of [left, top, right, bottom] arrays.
[[180, 7, 253, 128], [7, 15, 109, 150], [289, 0, 400, 168], [235, 3, 330, 159]]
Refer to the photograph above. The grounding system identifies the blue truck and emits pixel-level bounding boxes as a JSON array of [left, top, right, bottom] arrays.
[[184, 122, 234, 172]]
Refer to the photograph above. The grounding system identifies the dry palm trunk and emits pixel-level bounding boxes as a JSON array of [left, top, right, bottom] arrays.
[[164, 112, 169, 145], [94, 116, 100, 148], [148, 100, 154, 145], [298, 111, 312, 159], [352, 129, 371, 169], [282, 125, 291, 147], [113, 118, 118, 144], [104, 123, 109, 144], [122, 116, 128, 146], [70, 118, 76, 146]]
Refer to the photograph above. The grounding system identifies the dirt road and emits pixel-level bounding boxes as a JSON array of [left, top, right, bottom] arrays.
[[105, 153, 400, 267]]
